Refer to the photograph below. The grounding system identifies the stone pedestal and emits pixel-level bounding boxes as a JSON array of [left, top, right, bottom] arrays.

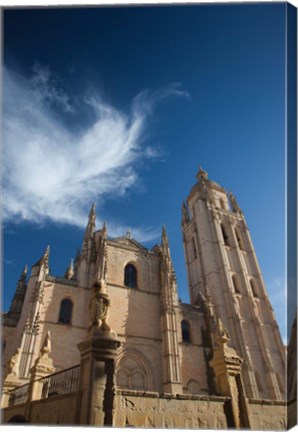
[[1, 348, 23, 408], [209, 318, 250, 429], [76, 328, 120, 426], [1, 375, 23, 408], [28, 357, 55, 402]]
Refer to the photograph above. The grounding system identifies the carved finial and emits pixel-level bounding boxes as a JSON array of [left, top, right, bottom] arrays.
[[43, 245, 50, 268], [88, 203, 96, 228], [41, 331, 52, 355], [126, 229, 131, 239], [33, 245, 50, 268], [15, 265, 28, 294], [90, 202, 95, 215], [7, 348, 22, 376], [5, 265, 29, 323], [162, 224, 167, 239], [197, 166, 208, 180], [195, 167, 210, 201], [85, 203, 96, 237], [73, 249, 81, 273], [182, 201, 190, 225], [161, 225, 169, 252], [42, 245, 50, 266], [65, 258, 74, 279], [82, 204, 96, 255], [217, 318, 230, 343], [229, 192, 242, 215], [30, 330, 55, 376]]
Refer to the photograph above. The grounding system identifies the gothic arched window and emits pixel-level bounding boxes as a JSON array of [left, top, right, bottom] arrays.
[[220, 198, 226, 210], [250, 279, 259, 298], [221, 224, 230, 246], [235, 228, 245, 250], [181, 320, 191, 342], [58, 298, 73, 324], [232, 274, 241, 294], [124, 264, 137, 288]]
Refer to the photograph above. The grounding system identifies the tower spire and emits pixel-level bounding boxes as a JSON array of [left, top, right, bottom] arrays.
[[82, 203, 96, 256], [33, 245, 50, 269], [161, 225, 169, 255], [86, 203, 96, 237], [159, 225, 182, 393], [65, 258, 74, 279], [196, 166, 208, 181], [15, 265, 28, 295], [4, 265, 28, 326], [182, 201, 190, 226], [229, 192, 243, 215]]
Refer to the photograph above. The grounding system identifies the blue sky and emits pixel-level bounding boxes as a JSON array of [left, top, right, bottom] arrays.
[[2, 4, 287, 340]]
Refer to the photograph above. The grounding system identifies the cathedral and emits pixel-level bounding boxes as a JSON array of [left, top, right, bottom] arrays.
[[1, 167, 290, 429]]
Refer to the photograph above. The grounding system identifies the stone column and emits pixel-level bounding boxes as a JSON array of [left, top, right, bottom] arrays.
[[76, 279, 120, 426]]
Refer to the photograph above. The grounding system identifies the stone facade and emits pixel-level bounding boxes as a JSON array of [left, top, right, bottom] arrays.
[[1, 167, 288, 428]]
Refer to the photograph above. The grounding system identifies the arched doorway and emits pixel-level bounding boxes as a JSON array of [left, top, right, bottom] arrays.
[[7, 414, 28, 423]]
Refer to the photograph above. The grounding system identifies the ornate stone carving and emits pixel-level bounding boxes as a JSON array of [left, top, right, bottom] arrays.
[[33, 245, 50, 269], [7, 348, 21, 376], [41, 331, 52, 355], [82, 203, 96, 257], [65, 258, 74, 279], [182, 201, 190, 225], [31, 281, 45, 304], [2, 348, 23, 393], [229, 192, 242, 215], [199, 178, 209, 200], [210, 316, 243, 377], [30, 331, 55, 377], [32, 313, 40, 335], [24, 312, 40, 335], [88, 279, 111, 332]]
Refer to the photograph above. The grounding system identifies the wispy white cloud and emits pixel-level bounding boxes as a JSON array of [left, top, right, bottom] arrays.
[[3, 65, 188, 240], [30, 62, 74, 112], [4, 258, 15, 266]]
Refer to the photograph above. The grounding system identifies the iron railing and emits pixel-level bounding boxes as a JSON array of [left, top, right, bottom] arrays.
[[8, 383, 30, 407], [5, 364, 80, 407], [40, 364, 80, 398]]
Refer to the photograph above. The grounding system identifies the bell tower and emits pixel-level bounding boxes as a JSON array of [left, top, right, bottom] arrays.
[[182, 167, 285, 401]]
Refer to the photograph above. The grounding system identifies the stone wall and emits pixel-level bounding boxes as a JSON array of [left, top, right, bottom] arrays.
[[40, 281, 89, 370], [107, 241, 161, 295], [247, 399, 286, 430], [114, 390, 228, 429], [2, 393, 77, 425], [178, 303, 210, 394], [30, 392, 77, 424], [287, 398, 297, 429], [2, 388, 288, 429]]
